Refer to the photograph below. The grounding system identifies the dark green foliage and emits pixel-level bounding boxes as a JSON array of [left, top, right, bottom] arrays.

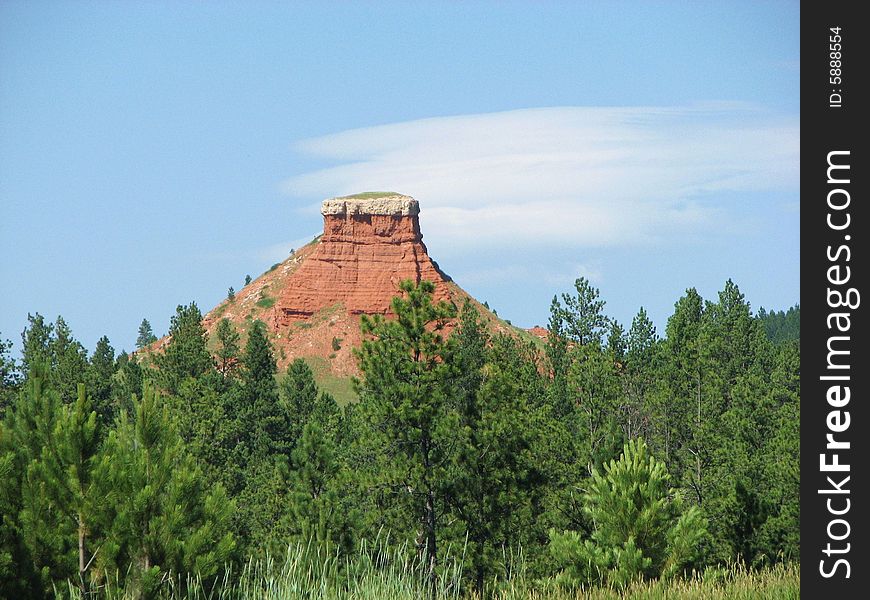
[[245, 274, 252, 286], [0, 276, 799, 595], [50, 317, 89, 404], [33, 383, 104, 591], [558, 277, 610, 346], [448, 333, 546, 592], [20, 313, 53, 377], [279, 421, 358, 555], [87, 336, 116, 427], [355, 279, 458, 580], [97, 385, 235, 594], [215, 318, 241, 380], [227, 286, 236, 301], [136, 318, 157, 350], [1, 364, 62, 596], [0, 334, 18, 411], [279, 358, 318, 443], [111, 351, 143, 417], [757, 304, 800, 344], [241, 320, 285, 459], [155, 303, 213, 395]]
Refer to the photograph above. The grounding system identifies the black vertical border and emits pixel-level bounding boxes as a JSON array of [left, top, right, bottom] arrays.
[[801, 1, 867, 596]]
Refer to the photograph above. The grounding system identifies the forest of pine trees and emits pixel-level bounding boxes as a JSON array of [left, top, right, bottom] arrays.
[[0, 278, 799, 598]]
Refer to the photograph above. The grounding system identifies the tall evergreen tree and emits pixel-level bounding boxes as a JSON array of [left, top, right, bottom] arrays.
[[215, 318, 241, 380], [279, 358, 318, 443], [111, 352, 143, 417], [241, 320, 285, 460], [355, 279, 458, 584], [0, 364, 59, 596], [155, 303, 213, 395], [546, 296, 571, 417], [33, 383, 104, 590], [96, 385, 235, 595], [3, 363, 69, 594], [136, 319, 157, 350], [559, 277, 610, 347], [50, 317, 89, 404], [86, 336, 116, 427], [20, 313, 53, 378]]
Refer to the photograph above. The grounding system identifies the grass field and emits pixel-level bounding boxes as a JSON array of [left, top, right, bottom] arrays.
[[58, 540, 799, 600]]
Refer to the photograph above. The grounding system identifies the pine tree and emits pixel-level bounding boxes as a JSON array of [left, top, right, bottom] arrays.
[[278, 421, 357, 555], [549, 439, 707, 588], [0, 363, 59, 596], [20, 313, 53, 377], [110, 352, 143, 417], [244, 274, 252, 286], [155, 303, 213, 395], [97, 385, 235, 594], [448, 343, 544, 592], [32, 383, 104, 591], [546, 296, 571, 417], [227, 286, 235, 302], [454, 300, 488, 417], [0, 334, 18, 412], [620, 307, 658, 440], [87, 336, 116, 427], [241, 320, 286, 460], [215, 318, 241, 380], [279, 358, 318, 443], [355, 279, 458, 584], [559, 277, 610, 347], [136, 319, 157, 350], [607, 320, 627, 363], [50, 317, 89, 404]]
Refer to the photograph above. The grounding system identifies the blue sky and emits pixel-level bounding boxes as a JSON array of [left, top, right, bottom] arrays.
[[1, 1, 799, 355]]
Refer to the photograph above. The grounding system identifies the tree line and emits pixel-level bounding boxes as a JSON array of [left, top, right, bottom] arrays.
[[0, 278, 799, 598]]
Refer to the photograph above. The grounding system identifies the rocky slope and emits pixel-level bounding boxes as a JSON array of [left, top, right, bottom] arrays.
[[194, 193, 538, 402]]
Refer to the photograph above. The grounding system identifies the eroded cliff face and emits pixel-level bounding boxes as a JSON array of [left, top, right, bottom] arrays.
[[275, 194, 451, 325]]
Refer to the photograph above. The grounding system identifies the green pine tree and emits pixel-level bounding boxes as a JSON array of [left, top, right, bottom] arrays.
[[86, 335, 116, 427], [96, 385, 235, 594], [155, 303, 213, 395], [32, 383, 104, 591], [215, 318, 241, 380], [50, 317, 89, 404], [549, 439, 707, 589], [136, 319, 157, 350], [355, 279, 458, 584]]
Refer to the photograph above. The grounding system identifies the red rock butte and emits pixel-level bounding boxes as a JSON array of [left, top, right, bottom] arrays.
[[276, 193, 452, 324], [189, 192, 533, 400]]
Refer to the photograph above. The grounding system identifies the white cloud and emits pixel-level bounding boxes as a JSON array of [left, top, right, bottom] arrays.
[[282, 105, 798, 253]]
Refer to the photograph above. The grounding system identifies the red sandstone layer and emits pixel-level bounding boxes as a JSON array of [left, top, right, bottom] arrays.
[[275, 203, 451, 325]]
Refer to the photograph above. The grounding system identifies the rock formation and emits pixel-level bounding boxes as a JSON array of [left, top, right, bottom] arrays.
[[275, 193, 452, 324], [193, 192, 520, 400]]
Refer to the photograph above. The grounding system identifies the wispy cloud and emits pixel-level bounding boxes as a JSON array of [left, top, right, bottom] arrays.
[[282, 105, 798, 255]]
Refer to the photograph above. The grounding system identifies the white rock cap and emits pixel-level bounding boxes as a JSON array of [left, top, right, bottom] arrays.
[[322, 193, 419, 217]]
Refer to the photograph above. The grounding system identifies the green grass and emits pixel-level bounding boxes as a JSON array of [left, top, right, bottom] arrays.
[[303, 355, 357, 406], [58, 543, 799, 600], [336, 191, 403, 199], [256, 296, 276, 309]]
